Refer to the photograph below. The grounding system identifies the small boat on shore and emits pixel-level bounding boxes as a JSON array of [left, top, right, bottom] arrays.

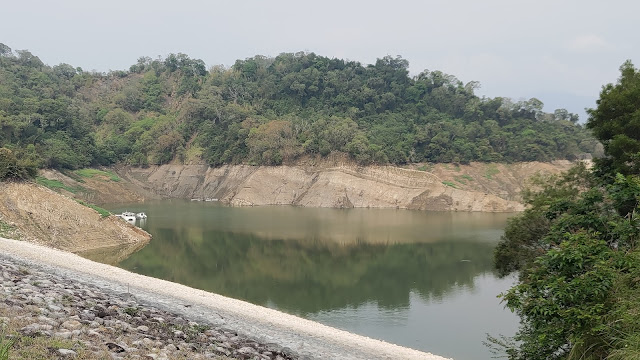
[[115, 211, 136, 223], [136, 212, 147, 219]]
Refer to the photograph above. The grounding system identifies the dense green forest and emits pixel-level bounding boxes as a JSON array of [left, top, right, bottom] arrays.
[[0, 42, 598, 174], [492, 61, 640, 359]]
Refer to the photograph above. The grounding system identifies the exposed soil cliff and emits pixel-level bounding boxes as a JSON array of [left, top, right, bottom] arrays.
[[112, 161, 576, 212], [0, 182, 150, 258]]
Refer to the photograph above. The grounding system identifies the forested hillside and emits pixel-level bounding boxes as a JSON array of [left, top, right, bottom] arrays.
[[0, 43, 599, 171]]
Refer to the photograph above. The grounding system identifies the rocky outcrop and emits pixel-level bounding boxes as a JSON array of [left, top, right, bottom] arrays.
[[117, 161, 576, 212]]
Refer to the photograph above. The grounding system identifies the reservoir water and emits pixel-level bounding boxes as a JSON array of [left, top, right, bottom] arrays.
[[97, 200, 519, 360]]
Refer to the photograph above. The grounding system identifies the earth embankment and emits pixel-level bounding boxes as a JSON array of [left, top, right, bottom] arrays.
[[0, 182, 150, 258], [115, 161, 575, 212]]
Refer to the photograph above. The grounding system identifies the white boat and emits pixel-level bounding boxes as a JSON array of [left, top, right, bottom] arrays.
[[136, 212, 147, 219], [116, 211, 136, 223]]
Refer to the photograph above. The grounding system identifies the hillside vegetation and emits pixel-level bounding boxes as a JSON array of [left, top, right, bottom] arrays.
[[0, 43, 599, 172], [492, 61, 640, 360]]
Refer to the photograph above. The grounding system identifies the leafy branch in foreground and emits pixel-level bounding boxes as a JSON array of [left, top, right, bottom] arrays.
[[492, 61, 640, 360]]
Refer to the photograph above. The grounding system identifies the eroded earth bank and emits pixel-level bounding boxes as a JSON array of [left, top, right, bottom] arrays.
[[47, 161, 575, 211]]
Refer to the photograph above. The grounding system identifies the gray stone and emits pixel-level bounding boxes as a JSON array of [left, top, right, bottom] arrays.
[[61, 319, 82, 330], [214, 346, 231, 356], [57, 348, 77, 357], [237, 346, 257, 355], [54, 331, 72, 339], [137, 325, 149, 332]]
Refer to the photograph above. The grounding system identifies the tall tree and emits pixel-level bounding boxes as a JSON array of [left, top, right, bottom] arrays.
[[587, 60, 640, 175]]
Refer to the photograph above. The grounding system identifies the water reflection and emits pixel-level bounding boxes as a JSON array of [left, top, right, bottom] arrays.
[[96, 201, 518, 359], [116, 229, 497, 314]]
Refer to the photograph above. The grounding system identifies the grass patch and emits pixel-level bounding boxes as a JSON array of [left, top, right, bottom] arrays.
[[74, 169, 120, 182], [484, 165, 500, 180], [0, 310, 91, 360], [124, 307, 139, 316], [442, 180, 459, 189], [454, 174, 474, 184], [75, 200, 110, 218], [172, 323, 211, 342], [10, 333, 86, 359], [416, 163, 433, 172], [35, 177, 83, 193], [0, 328, 13, 360], [0, 220, 18, 239]]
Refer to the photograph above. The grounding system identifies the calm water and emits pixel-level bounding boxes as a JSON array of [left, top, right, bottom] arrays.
[[97, 200, 519, 360]]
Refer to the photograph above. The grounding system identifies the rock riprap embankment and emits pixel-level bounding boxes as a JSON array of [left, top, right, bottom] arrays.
[[0, 258, 296, 360], [0, 237, 450, 360]]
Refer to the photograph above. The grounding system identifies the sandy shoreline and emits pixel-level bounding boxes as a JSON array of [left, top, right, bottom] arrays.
[[0, 237, 450, 360]]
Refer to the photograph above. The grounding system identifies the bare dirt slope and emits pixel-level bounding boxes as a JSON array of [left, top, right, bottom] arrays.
[[38, 169, 152, 204], [0, 182, 150, 256], [116, 161, 576, 212]]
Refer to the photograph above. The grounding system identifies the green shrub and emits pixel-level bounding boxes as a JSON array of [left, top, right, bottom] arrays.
[[0, 148, 37, 181], [0, 323, 12, 360]]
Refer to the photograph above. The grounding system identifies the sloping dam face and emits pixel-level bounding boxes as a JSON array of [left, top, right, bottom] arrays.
[[117, 162, 575, 212]]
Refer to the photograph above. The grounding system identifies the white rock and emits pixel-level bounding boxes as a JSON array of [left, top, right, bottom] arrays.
[[57, 348, 77, 357]]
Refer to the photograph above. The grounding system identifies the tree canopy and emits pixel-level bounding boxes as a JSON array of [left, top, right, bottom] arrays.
[[0, 44, 599, 170], [587, 60, 640, 175], [492, 61, 640, 360]]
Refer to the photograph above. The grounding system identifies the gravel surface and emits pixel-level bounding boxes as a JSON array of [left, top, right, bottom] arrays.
[[0, 237, 450, 360], [1, 257, 293, 359]]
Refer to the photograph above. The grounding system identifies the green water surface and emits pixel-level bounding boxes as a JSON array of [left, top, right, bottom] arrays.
[[98, 200, 519, 360]]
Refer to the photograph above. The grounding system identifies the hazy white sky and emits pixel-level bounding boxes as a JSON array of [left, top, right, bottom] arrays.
[[2, 0, 639, 121]]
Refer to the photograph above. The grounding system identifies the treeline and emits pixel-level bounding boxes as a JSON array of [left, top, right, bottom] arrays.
[[0, 43, 599, 171]]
